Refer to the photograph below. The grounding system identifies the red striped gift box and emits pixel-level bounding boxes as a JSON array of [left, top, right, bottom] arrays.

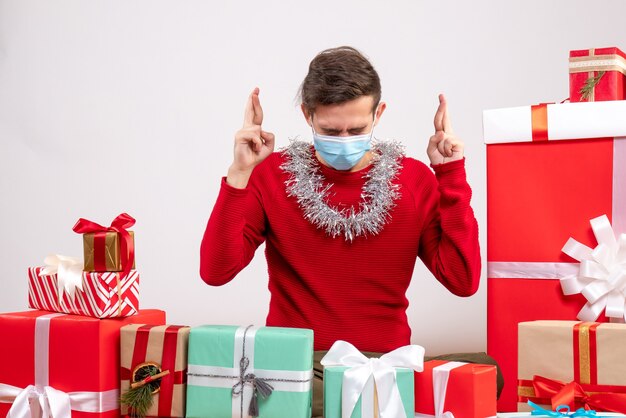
[[28, 266, 139, 318]]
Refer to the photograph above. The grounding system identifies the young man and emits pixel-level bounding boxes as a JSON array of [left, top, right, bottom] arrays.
[[201, 46, 498, 416]]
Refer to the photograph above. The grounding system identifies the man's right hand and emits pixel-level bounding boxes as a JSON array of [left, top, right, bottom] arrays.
[[226, 87, 275, 189]]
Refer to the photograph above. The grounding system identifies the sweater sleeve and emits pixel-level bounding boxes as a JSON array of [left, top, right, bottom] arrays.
[[199, 176, 267, 286], [417, 158, 481, 296]]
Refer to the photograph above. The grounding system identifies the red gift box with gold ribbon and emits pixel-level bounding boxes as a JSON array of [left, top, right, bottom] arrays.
[[0, 309, 166, 418], [120, 324, 190, 417], [569, 47, 626, 102], [518, 321, 626, 414], [483, 100, 626, 411]]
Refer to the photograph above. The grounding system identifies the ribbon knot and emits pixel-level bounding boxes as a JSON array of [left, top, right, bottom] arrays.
[[321, 340, 425, 418], [4, 384, 72, 418], [532, 375, 626, 414], [561, 214, 626, 322], [230, 336, 275, 418], [39, 254, 84, 299], [72, 213, 136, 234], [232, 325, 274, 417]]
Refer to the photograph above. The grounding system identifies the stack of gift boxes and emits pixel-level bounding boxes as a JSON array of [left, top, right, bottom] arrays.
[[0, 213, 169, 418], [484, 46, 626, 414], [0, 212, 499, 417]]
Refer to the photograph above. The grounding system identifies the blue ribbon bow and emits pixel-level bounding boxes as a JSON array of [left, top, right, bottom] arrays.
[[529, 401, 598, 417]]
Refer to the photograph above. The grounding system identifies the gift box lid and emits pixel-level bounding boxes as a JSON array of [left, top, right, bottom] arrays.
[[569, 46, 626, 74], [188, 325, 313, 370], [483, 101, 626, 144]]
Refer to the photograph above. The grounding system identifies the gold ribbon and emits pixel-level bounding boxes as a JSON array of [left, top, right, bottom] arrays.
[[519, 384, 536, 398], [577, 322, 592, 385]]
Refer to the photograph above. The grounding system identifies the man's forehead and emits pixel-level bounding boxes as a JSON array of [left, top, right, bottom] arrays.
[[314, 96, 375, 112], [312, 97, 376, 122], [314, 111, 372, 122]]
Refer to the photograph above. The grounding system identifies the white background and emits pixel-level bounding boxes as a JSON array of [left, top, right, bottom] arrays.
[[1, 0, 625, 355]]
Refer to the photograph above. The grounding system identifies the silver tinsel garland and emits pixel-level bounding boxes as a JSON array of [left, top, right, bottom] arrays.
[[280, 139, 404, 241]]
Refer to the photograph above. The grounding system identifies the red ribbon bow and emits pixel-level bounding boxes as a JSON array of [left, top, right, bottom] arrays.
[[533, 375, 626, 414], [72, 213, 135, 281]]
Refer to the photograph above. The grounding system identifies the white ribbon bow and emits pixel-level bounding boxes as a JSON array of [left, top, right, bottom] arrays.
[[39, 255, 84, 299], [2, 384, 71, 418], [0, 383, 119, 418], [561, 214, 626, 322], [320, 340, 424, 418]]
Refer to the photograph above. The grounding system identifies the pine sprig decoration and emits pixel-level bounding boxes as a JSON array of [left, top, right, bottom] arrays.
[[579, 71, 605, 101], [121, 364, 162, 418]]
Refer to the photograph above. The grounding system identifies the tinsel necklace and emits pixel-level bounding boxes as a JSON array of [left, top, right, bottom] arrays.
[[280, 139, 404, 241]]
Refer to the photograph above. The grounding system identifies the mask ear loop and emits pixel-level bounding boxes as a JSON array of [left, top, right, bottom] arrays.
[[370, 104, 380, 141]]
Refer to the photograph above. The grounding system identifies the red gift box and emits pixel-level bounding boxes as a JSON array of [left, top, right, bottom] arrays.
[[414, 360, 497, 418], [483, 101, 626, 411], [28, 266, 140, 318], [569, 47, 626, 102], [0, 309, 166, 418]]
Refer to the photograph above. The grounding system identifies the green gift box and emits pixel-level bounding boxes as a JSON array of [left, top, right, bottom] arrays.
[[186, 325, 314, 418], [321, 340, 423, 418], [324, 367, 414, 418]]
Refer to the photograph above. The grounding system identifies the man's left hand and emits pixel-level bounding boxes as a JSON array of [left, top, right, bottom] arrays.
[[427, 94, 464, 165]]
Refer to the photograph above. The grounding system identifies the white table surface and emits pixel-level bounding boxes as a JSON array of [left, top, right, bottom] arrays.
[[496, 413, 626, 417]]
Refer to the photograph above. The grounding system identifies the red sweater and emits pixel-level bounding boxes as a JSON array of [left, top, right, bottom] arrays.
[[200, 146, 480, 352]]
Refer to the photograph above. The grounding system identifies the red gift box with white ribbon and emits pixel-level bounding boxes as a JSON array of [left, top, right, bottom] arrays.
[[483, 100, 626, 411], [414, 360, 497, 418], [0, 309, 166, 418]]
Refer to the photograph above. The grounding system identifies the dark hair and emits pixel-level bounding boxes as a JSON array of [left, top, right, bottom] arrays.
[[299, 46, 381, 114]]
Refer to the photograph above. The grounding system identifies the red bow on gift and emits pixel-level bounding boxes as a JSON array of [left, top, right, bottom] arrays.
[[72, 213, 136, 281], [532, 375, 626, 414]]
